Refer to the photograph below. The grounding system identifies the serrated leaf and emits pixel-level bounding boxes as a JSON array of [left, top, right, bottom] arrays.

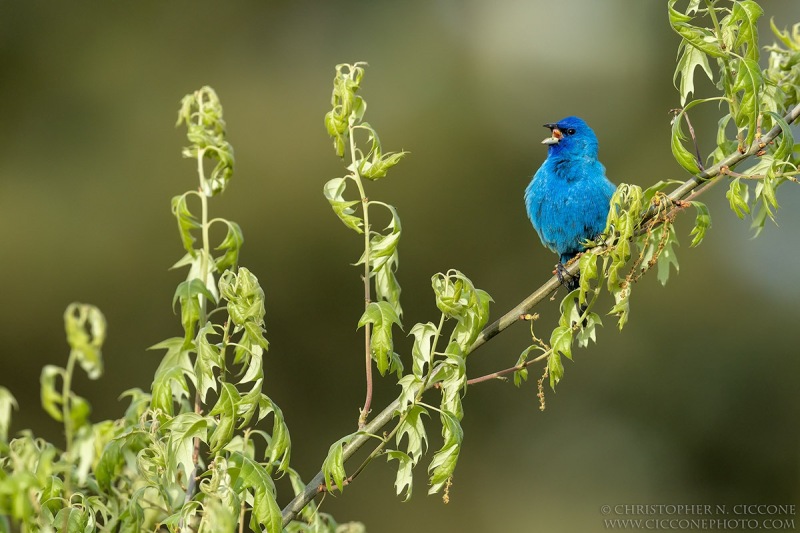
[[208, 382, 240, 452], [375, 253, 403, 318], [726, 177, 751, 218], [671, 113, 701, 174], [358, 301, 402, 376], [764, 111, 795, 161], [578, 251, 599, 305], [674, 42, 714, 105], [689, 201, 712, 247], [194, 323, 221, 402], [361, 150, 408, 180], [549, 324, 573, 362], [231, 452, 282, 533], [576, 312, 602, 349], [323, 177, 363, 233], [608, 287, 631, 331], [148, 337, 193, 416], [322, 435, 352, 493], [656, 226, 680, 286], [668, 0, 726, 58], [171, 193, 201, 254], [173, 278, 216, 342], [513, 345, 542, 388], [263, 398, 291, 474], [732, 58, 763, 146], [386, 450, 414, 501], [162, 412, 208, 480], [409, 322, 437, 379], [396, 404, 429, 465], [63, 303, 106, 380], [214, 220, 244, 272], [731, 0, 763, 60], [428, 410, 463, 495]]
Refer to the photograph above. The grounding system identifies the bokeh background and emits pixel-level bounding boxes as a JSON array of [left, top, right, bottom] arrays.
[[1, 1, 798, 531]]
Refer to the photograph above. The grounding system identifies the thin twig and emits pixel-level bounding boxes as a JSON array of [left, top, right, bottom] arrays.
[[280, 101, 800, 527], [682, 109, 705, 171]]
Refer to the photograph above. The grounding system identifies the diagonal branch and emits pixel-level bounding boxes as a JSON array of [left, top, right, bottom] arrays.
[[280, 101, 800, 527]]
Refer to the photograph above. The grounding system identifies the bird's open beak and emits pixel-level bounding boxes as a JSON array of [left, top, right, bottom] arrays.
[[542, 124, 562, 145]]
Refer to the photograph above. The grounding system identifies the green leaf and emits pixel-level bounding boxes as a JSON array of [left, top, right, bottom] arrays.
[[262, 398, 292, 474], [230, 453, 282, 533], [608, 286, 631, 331], [548, 352, 564, 390], [0, 387, 17, 442], [396, 404, 429, 464], [513, 345, 542, 387], [162, 412, 208, 479], [576, 312, 602, 349], [674, 42, 714, 105], [732, 58, 763, 146], [40, 365, 65, 421], [726, 177, 751, 218], [219, 267, 267, 328], [194, 323, 222, 402], [409, 322, 437, 379], [671, 112, 701, 174], [95, 431, 151, 491], [358, 301, 402, 376], [53, 507, 90, 533], [656, 225, 680, 286], [431, 270, 492, 351], [177, 86, 235, 197], [397, 374, 424, 413], [171, 193, 201, 254], [711, 113, 737, 165], [214, 220, 244, 272], [730, 1, 763, 60], [361, 150, 408, 180], [323, 177, 363, 233], [578, 250, 599, 305], [689, 201, 712, 247], [764, 111, 795, 162], [64, 303, 106, 380], [386, 450, 414, 501], [322, 434, 352, 493], [428, 409, 463, 495], [149, 337, 193, 416], [208, 382, 240, 452], [667, 0, 726, 58], [172, 278, 216, 342], [549, 324, 573, 362], [375, 253, 403, 318]]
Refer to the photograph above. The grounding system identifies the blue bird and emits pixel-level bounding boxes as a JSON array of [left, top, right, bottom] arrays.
[[524, 116, 616, 290]]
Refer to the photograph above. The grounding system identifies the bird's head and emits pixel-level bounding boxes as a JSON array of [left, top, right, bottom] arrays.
[[541, 116, 598, 158]]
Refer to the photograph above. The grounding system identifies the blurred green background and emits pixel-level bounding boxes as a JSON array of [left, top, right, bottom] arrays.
[[1, 1, 798, 531]]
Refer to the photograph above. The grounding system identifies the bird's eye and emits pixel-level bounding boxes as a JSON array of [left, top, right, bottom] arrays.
[[566, 128, 576, 135]]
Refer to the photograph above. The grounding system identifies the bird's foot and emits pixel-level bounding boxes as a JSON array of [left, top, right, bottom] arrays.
[[554, 262, 579, 290]]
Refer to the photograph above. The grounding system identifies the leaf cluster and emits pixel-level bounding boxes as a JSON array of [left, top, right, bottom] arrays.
[[669, 0, 799, 234], [0, 89, 299, 533]]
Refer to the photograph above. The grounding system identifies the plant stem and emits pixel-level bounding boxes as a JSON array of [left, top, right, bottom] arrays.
[[61, 352, 77, 454], [239, 429, 252, 533], [181, 148, 212, 531], [61, 350, 78, 503], [350, 127, 373, 429]]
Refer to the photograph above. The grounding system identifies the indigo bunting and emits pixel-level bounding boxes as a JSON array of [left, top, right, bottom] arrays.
[[524, 116, 616, 290]]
